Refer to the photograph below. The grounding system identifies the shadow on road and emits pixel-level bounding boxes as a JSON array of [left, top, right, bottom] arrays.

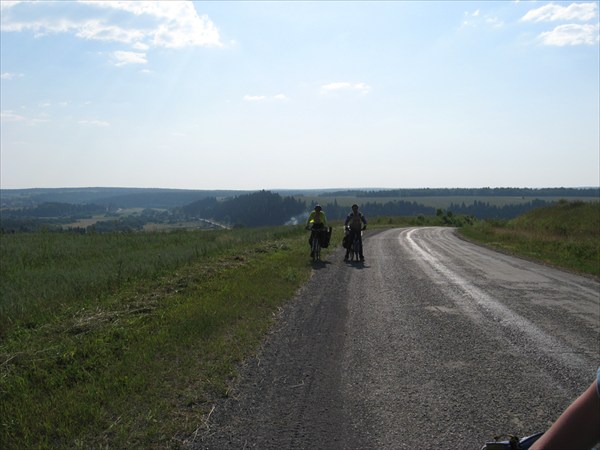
[[343, 260, 368, 269], [311, 259, 333, 270]]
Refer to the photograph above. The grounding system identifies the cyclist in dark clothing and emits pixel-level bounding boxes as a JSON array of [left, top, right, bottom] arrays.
[[344, 204, 367, 261]]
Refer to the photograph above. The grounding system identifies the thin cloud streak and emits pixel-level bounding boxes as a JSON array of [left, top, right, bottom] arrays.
[[112, 50, 148, 66], [320, 82, 371, 94], [243, 94, 289, 102], [78, 119, 110, 127], [521, 2, 598, 22], [1, 111, 26, 122], [243, 95, 267, 102]]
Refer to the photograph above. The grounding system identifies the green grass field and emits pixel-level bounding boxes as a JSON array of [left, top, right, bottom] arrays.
[[1, 201, 597, 448], [0, 225, 339, 448], [459, 200, 600, 277]]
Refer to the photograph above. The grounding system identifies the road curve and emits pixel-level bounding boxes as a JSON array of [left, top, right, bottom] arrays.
[[192, 227, 599, 449]]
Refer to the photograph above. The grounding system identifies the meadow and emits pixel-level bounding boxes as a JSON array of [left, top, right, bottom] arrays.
[[0, 225, 332, 448], [1, 200, 598, 448], [459, 200, 600, 277]]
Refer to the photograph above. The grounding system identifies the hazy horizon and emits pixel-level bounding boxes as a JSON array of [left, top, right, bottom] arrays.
[[2, 185, 599, 193]]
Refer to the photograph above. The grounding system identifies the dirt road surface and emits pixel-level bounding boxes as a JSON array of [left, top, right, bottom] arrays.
[[190, 227, 599, 449]]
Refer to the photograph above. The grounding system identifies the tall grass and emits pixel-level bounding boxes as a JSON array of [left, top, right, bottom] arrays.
[[459, 200, 600, 277], [0, 227, 300, 337], [0, 225, 320, 448]]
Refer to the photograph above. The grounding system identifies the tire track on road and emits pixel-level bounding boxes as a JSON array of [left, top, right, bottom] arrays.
[[401, 227, 593, 375]]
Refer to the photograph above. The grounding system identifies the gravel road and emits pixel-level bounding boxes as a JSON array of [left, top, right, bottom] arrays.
[[190, 227, 599, 449]]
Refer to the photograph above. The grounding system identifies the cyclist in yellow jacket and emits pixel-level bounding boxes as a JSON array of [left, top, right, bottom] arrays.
[[305, 204, 328, 257]]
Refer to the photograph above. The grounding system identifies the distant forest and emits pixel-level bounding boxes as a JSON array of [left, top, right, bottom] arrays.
[[180, 190, 305, 227], [318, 198, 553, 221], [1, 187, 598, 232], [328, 187, 600, 198]]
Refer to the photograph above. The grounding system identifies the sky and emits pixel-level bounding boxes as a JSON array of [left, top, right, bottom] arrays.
[[1, 1, 599, 191]]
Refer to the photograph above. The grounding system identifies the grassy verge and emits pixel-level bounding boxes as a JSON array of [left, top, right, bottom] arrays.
[[0, 225, 340, 449], [459, 200, 599, 278]]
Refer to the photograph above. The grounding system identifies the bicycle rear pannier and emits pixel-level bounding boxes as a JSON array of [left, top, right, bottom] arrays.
[[321, 227, 332, 248], [342, 233, 351, 249]]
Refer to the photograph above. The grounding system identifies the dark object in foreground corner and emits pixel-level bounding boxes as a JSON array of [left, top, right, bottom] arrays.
[[481, 432, 543, 450]]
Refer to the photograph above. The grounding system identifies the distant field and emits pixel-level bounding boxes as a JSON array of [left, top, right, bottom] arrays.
[[143, 221, 223, 231], [62, 217, 103, 228]]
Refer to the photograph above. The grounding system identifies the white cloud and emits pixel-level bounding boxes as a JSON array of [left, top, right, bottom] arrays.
[[520, 2, 598, 46], [4, 110, 52, 126], [522, 2, 598, 22], [112, 50, 148, 66], [321, 82, 371, 94], [1, 110, 26, 122], [242, 94, 290, 102], [539, 23, 600, 46], [321, 82, 352, 91], [1, 72, 23, 80], [0, 1, 22, 12], [78, 119, 110, 127], [462, 9, 503, 29], [74, 19, 147, 45], [485, 17, 504, 28], [81, 0, 223, 48], [0, 1, 223, 61]]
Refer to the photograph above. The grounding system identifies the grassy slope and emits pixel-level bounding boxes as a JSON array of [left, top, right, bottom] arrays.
[[458, 200, 600, 278], [0, 225, 343, 449]]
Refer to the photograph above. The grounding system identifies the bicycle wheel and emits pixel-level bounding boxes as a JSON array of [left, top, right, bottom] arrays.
[[312, 235, 320, 261]]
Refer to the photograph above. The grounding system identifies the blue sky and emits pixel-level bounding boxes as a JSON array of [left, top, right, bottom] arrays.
[[1, 1, 599, 190]]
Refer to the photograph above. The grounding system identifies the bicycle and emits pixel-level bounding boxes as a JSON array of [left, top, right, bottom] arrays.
[[308, 225, 327, 262], [344, 227, 365, 262], [481, 432, 544, 450]]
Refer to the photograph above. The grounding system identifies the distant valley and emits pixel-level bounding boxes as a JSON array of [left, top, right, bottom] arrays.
[[1, 186, 598, 232]]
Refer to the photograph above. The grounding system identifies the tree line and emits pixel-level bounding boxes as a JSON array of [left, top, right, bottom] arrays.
[[2, 202, 109, 218], [328, 187, 600, 198], [179, 190, 305, 227]]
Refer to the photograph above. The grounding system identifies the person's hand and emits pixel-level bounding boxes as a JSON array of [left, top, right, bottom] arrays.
[[362, 226, 367, 231]]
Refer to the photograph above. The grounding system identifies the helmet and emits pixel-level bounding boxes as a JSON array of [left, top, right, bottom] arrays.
[[352, 204, 358, 209], [314, 204, 322, 211]]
